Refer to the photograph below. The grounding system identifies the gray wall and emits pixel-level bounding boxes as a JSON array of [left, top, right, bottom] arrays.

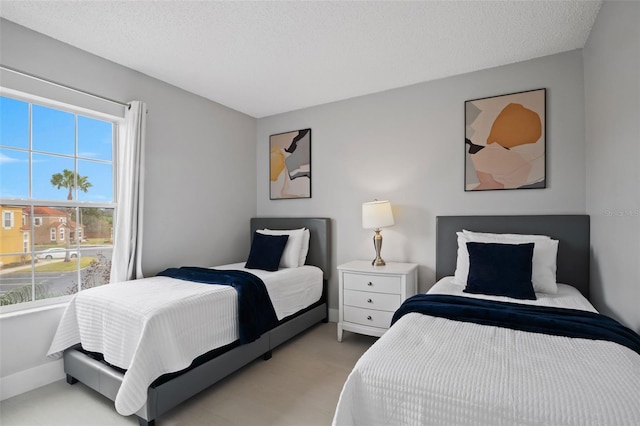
[[0, 19, 257, 396], [584, 1, 640, 332], [257, 50, 587, 313]]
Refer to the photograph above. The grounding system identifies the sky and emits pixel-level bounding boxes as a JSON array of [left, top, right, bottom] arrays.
[[0, 96, 114, 203]]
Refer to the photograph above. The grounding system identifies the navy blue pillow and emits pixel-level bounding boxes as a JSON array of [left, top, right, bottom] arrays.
[[464, 242, 536, 300], [245, 232, 289, 272]]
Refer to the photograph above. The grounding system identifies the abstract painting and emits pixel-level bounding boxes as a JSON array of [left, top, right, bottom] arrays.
[[465, 89, 546, 191], [270, 129, 311, 199]]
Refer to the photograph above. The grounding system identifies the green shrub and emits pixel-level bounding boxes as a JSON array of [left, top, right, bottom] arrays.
[[0, 284, 53, 306]]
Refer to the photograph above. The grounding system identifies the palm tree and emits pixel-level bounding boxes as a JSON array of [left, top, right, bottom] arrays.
[[50, 169, 92, 262], [51, 169, 92, 201]]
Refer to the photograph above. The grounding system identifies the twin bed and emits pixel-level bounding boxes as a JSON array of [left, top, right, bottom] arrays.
[[333, 215, 640, 426], [48, 217, 331, 426]]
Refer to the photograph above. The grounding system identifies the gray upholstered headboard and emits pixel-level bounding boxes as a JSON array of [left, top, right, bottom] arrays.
[[436, 215, 590, 299], [250, 217, 331, 280]]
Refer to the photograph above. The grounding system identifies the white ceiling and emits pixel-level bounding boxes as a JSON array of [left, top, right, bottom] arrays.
[[0, 1, 602, 118]]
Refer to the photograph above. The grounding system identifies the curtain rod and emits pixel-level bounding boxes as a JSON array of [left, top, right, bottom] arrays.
[[0, 64, 130, 108]]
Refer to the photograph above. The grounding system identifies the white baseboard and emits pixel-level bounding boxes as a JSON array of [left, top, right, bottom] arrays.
[[0, 360, 64, 401]]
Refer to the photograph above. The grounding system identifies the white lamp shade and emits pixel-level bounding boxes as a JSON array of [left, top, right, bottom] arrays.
[[362, 200, 395, 229]]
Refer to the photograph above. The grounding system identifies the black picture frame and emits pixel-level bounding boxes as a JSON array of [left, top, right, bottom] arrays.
[[269, 128, 311, 199], [464, 88, 546, 191]]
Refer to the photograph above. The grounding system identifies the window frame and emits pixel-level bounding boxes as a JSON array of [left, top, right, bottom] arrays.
[[0, 88, 123, 314], [2, 210, 13, 229]]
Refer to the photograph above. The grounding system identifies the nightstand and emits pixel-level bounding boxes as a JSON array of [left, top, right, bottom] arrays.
[[337, 260, 418, 342]]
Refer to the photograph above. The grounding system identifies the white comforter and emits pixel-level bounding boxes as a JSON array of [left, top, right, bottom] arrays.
[[48, 264, 322, 416], [333, 278, 640, 426]]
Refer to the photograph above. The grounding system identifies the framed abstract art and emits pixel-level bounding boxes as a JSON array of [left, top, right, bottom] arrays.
[[269, 128, 311, 199], [464, 88, 546, 191]]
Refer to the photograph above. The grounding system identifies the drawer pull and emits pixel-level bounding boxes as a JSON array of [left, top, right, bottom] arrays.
[[367, 298, 373, 303], [367, 315, 372, 321], [367, 282, 373, 286]]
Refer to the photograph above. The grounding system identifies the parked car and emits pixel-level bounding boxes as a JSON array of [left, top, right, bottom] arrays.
[[37, 248, 79, 260]]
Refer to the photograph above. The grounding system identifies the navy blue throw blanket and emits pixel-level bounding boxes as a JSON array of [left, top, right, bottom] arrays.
[[157, 267, 278, 344], [392, 294, 640, 356]]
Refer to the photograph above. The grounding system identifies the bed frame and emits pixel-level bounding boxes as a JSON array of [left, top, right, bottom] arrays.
[[436, 215, 590, 299], [63, 217, 331, 426]]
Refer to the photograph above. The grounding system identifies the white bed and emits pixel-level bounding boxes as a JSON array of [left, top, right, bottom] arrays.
[[48, 264, 322, 416], [49, 217, 331, 426], [333, 278, 640, 426], [332, 215, 640, 426]]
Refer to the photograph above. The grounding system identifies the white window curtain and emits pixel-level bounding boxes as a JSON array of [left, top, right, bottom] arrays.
[[110, 101, 147, 282]]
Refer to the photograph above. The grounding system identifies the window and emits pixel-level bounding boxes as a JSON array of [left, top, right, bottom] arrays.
[[0, 93, 119, 311], [2, 211, 13, 228]]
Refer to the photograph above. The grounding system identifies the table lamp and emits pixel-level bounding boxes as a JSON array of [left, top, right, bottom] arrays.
[[362, 200, 395, 266]]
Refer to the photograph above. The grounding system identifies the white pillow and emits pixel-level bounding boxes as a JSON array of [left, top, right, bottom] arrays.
[[257, 228, 305, 268], [299, 228, 310, 266], [462, 229, 551, 241], [266, 228, 309, 266], [453, 231, 559, 294]]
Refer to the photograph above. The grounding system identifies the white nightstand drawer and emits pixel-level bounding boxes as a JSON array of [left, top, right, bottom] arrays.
[[343, 306, 394, 329], [343, 272, 401, 294], [343, 289, 401, 312]]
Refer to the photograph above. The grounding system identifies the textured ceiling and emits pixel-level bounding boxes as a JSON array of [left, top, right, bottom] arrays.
[[0, 1, 602, 118]]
